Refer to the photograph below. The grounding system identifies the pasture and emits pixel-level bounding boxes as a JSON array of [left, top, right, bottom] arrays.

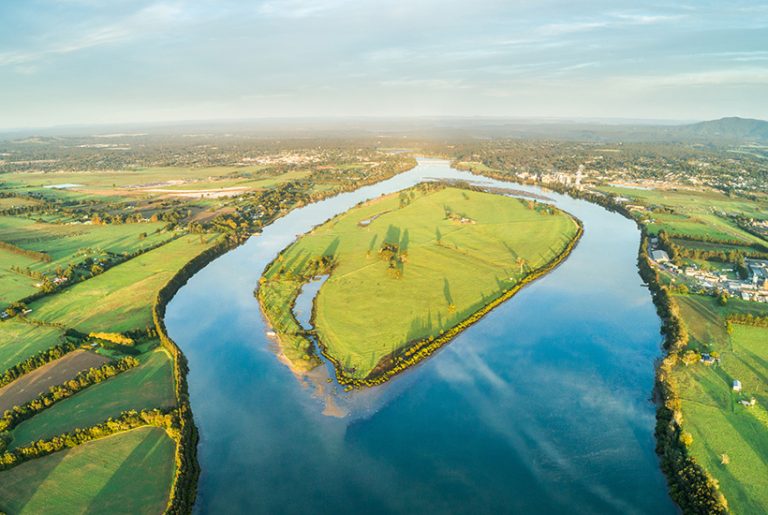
[[0, 321, 65, 371], [674, 293, 768, 513], [27, 234, 220, 332], [0, 350, 109, 414], [261, 185, 580, 379], [0, 427, 175, 515], [10, 349, 175, 448]]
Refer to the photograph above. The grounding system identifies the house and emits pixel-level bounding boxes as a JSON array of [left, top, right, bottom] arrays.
[[733, 380, 742, 392], [651, 250, 670, 263], [700, 354, 716, 365]]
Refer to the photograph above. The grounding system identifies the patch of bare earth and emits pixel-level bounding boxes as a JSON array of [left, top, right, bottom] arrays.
[[0, 350, 111, 413]]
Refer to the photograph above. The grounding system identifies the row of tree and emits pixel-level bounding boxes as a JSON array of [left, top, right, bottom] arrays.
[[0, 357, 139, 432], [638, 239, 729, 514], [0, 240, 50, 263], [462, 162, 730, 514], [0, 409, 176, 470], [0, 341, 77, 389]]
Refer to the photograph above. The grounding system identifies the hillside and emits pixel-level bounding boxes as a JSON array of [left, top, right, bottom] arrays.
[[678, 117, 768, 142]]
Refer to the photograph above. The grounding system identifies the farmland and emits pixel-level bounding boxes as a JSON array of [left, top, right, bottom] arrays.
[[0, 350, 110, 414], [259, 184, 580, 381], [0, 427, 175, 515], [26, 234, 221, 332], [674, 295, 768, 514], [10, 349, 175, 448], [0, 321, 64, 371], [0, 143, 418, 513]]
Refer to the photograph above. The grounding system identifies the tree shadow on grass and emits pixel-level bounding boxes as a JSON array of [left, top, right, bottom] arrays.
[[323, 237, 340, 259], [0, 448, 68, 513], [443, 278, 453, 306], [368, 234, 378, 253], [85, 428, 175, 515], [384, 225, 401, 246]]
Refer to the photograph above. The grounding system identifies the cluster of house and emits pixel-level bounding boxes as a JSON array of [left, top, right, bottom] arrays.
[[33, 276, 68, 288], [649, 239, 768, 303]]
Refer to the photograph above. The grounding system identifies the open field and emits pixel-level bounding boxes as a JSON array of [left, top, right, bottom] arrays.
[[27, 233, 220, 332], [0, 215, 171, 266], [1, 166, 308, 200], [0, 350, 110, 414], [10, 349, 175, 448], [0, 427, 175, 515], [261, 185, 580, 379], [0, 197, 42, 209], [672, 292, 768, 513], [0, 321, 65, 371], [598, 185, 768, 244]]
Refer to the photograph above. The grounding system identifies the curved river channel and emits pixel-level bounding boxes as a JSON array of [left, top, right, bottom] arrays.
[[166, 159, 676, 514]]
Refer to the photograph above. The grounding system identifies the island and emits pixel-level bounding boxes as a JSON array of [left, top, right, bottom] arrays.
[[258, 182, 582, 387]]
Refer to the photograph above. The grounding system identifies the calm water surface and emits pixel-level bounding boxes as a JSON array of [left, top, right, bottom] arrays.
[[166, 159, 676, 514]]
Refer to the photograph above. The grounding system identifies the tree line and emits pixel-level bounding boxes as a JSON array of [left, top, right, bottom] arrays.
[[0, 341, 77, 389], [0, 409, 176, 470], [0, 357, 139, 432]]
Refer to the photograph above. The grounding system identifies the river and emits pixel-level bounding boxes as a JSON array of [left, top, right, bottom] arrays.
[[165, 158, 676, 514]]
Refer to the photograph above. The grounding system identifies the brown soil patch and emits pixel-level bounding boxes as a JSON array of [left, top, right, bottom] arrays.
[[0, 350, 111, 413]]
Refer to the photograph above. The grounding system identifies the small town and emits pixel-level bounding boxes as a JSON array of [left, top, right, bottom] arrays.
[[649, 238, 768, 303]]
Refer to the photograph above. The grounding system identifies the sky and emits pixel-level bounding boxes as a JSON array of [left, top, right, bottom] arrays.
[[0, 0, 767, 129]]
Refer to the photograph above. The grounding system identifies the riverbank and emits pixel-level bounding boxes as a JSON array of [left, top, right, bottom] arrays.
[[460, 163, 728, 514], [257, 182, 583, 388], [166, 158, 675, 514]]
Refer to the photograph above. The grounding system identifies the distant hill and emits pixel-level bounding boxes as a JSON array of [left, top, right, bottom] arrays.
[[677, 117, 768, 142]]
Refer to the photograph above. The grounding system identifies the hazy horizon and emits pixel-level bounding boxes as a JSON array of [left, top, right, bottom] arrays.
[[1, 0, 767, 130]]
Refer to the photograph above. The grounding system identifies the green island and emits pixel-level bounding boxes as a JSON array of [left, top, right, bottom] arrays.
[[258, 183, 582, 386]]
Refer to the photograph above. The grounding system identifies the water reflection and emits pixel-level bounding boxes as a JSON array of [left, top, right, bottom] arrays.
[[166, 159, 676, 514]]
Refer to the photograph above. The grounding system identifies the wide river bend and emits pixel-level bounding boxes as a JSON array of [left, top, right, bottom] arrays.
[[166, 159, 676, 514]]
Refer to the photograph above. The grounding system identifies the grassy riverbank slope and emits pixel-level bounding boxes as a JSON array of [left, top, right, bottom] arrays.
[[259, 183, 581, 383]]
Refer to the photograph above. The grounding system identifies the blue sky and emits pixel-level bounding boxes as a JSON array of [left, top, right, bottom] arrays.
[[1, 0, 766, 128]]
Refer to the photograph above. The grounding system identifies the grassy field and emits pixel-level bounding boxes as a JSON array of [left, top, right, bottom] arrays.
[[10, 349, 175, 448], [0, 320, 65, 371], [0, 215, 174, 303], [27, 233, 220, 332], [673, 293, 768, 513], [0, 427, 175, 515], [261, 185, 580, 379], [598, 185, 767, 244], [0, 350, 110, 414]]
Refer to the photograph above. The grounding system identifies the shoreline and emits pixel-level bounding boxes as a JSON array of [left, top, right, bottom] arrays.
[[461, 165, 726, 513], [258, 185, 584, 389]]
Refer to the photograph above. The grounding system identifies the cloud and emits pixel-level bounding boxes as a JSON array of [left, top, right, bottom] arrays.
[[0, 2, 183, 67], [256, 0, 350, 19], [617, 68, 768, 88]]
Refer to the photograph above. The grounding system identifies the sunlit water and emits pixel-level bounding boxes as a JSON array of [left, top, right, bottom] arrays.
[[166, 159, 675, 514]]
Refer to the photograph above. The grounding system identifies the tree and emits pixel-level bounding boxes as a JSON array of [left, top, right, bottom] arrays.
[[680, 431, 694, 447]]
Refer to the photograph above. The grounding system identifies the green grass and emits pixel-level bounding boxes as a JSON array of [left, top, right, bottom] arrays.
[[261, 185, 580, 379], [0, 320, 65, 371], [0, 215, 171, 265], [27, 233, 220, 332], [674, 293, 768, 513], [597, 185, 768, 245], [0, 248, 39, 301], [0, 427, 175, 515], [0, 215, 175, 303], [10, 349, 175, 448]]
